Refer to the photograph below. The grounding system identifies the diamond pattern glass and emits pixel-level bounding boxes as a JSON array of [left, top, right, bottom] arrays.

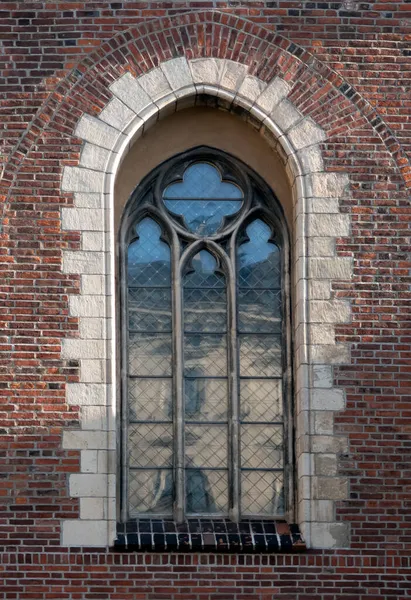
[[128, 288, 171, 332], [184, 251, 225, 289], [128, 378, 172, 422], [185, 425, 227, 468], [239, 334, 282, 377], [128, 218, 170, 287], [186, 469, 228, 514], [184, 334, 227, 377], [185, 379, 228, 421], [241, 424, 283, 469], [240, 379, 283, 422], [128, 332, 172, 376], [184, 288, 227, 333], [238, 288, 282, 333], [129, 469, 173, 515], [241, 471, 284, 516], [163, 162, 243, 235], [238, 220, 280, 289], [129, 424, 173, 468]]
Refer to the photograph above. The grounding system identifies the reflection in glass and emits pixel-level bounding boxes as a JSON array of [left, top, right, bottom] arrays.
[[128, 332, 172, 376], [239, 334, 282, 378], [129, 469, 173, 515], [238, 288, 281, 333], [128, 288, 171, 332], [186, 470, 228, 514], [128, 379, 172, 422], [185, 425, 227, 468], [240, 379, 282, 422], [128, 424, 173, 468], [241, 471, 284, 516], [163, 162, 243, 235], [241, 424, 283, 469], [185, 379, 228, 421], [128, 218, 170, 287], [238, 220, 280, 289]]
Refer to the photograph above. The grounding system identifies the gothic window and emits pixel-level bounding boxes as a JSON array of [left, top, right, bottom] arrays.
[[120, 148, 291, 523]]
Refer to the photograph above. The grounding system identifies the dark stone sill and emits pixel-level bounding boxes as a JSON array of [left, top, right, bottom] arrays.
[[114, 518, 306, 553]]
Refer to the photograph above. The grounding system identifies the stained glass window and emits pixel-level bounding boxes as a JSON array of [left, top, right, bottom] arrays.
[[121, 151, 290, 522]]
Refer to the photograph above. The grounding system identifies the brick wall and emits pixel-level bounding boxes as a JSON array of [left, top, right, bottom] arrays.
[[0, 2, 410, 599]]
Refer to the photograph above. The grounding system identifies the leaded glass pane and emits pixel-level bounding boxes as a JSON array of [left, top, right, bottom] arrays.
[[241, 471, 284, 516], [128, 332, 172, 376], [128, 288, 171, 332], [163, 162, 243, 235], [128, 379, 172, 422], [129, 469, 173, 515], [241, 424, 283, 469], [186, 469, 228, 514], [239, 334, 282, 377], [240, 379, 283, 422], [185, 379, 228, 421], [184, 334, 227, 377], [128, 218, 170, 287], [238, 288, 281, 333], [238, 220, 280, 289], [129, 424, 173, 468], [185, 425, 227, 468]]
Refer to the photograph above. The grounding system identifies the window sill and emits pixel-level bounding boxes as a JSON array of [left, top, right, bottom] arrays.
[[114, 519, 306, 553]]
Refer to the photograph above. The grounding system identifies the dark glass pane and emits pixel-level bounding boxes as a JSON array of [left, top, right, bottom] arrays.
[[241, 424, 283, 469], [239, 334, 282, 377], [128, 424, 173, 468], [185, 425, 227, 468], [185, 379, 228, 421], [128, 332, 172, 376], [128, 378, 172, 422], [240, 379, 283, 422], [238, 288, 282, 333], [241, 471, 284, 516], [238, 220, 280, 288], [184, 334, 227, 377], [129, 469, 173, 515], [186, 469, 228, 514], [128, 218, 170, 287], [128, 288, 171, 332], [163, 162, 243, 235]]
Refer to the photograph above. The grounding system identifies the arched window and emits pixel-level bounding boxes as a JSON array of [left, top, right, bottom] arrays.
[[120, 148, 291, 523]]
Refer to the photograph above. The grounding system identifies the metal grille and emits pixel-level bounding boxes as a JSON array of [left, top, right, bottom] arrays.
[[122, 153, 289, 523]]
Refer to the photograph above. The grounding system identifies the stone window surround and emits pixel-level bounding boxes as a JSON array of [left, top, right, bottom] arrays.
[[60, 56, 352, 549]]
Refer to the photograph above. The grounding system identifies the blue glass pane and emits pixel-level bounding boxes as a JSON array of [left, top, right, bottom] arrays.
[[184, 250, 225, 289], [237, 220, 280, 288], [128, 218, 170, 286], [163, 162, 243, 235], [164, 163, 242, 199]]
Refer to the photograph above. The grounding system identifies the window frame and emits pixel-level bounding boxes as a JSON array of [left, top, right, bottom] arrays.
[[118, 147, 294, 524]]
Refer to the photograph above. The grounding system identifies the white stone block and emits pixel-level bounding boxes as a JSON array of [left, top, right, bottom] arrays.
[[237, 75, 266, 104], [80, 497, 105, 520], [308, 172, 350, 198], [139, 67, 173, 101], [81, 449, 98, 473], [311, 343, 351, 364], [79, 317, 107, 340], [82, 405, 107, 430], [308, 213, 350, 237], [313, 411, 335, 435], [62, 250, 105, 274], [271, 98, 301, 131], [308, 237, 335, 257], [308, 279, 331, 300], [82, 231, 105, 252], [310, 300, 351, 324], [62, 207, 105, 232], [309, 324, 335, 346], [73, 193, 103, 209], [62, 519, 109, 547], [309, 257, 352, 280], [80, 143, 111, 172], [288, 118, 326, 151], [62, 166, 105, 194], [219, 60, 247, 93], [62, 430, 108, 450], [313, 364, 333, 388], [161, 57, 193, 93], [110, 72, 152, 114], [314, 476, 348, 501], [312, 388, 345, 411], [80, 359, 108, 384], [297, 145, 324, 174], [99, 97, 136, 131], [69, 295, 106, 318], [255, 77, 289, 114], [307, 197, 340, 213], [61, 338, 106, 360], [190, 58, 223, 86], [310, 522, 350, 549], [75, 113, 121, 149], [67, 383, 107, 406], [81, 274, 107, 295], [312, 499, 334, 522], [311, 435, 348, 454], [97, 450, 116, 474], [315, 454, 338, 476]]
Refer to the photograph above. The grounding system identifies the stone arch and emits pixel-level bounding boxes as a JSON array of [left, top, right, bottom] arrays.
[[60, 57, 352, 550]]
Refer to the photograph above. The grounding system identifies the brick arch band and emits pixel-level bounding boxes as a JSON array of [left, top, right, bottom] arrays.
[[60, 56, 352, 550]]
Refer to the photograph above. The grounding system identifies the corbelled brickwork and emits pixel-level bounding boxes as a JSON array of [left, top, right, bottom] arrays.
[[0, 3, 410, 599]]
